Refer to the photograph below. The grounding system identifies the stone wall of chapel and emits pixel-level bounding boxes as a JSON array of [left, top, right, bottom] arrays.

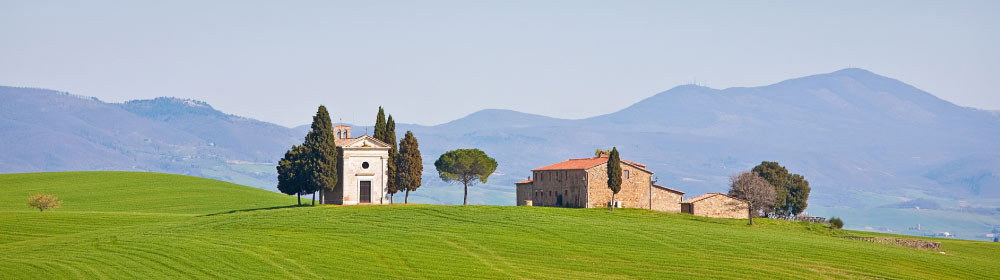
[[332, 148, 388, 205]]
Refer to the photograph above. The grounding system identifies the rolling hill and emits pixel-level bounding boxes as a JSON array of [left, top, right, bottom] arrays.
[[395, 69, 1000, 241], [0, 87, 301, 188], [0, 172, 997, 279], [1, 68, 998, 241]]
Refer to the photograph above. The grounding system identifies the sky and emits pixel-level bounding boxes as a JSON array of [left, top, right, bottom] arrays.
[[1, 0, 997, 127]]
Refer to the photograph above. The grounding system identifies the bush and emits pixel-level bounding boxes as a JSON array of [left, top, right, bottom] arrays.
[[829, 217, 844, 229], [28, 193, 63, 212]]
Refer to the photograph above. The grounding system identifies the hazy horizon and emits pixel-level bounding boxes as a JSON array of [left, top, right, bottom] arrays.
[[5, 67, 992, 129], [2, 1, 997, 127]]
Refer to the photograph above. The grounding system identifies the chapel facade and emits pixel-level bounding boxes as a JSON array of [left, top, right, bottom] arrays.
[[320, 125, 391, 205]]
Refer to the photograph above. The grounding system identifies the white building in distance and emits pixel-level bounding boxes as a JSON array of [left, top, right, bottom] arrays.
[[321, 125, 391, 205]]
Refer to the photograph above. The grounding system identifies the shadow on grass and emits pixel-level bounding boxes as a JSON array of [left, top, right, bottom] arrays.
[[201, 204, 310, 217]]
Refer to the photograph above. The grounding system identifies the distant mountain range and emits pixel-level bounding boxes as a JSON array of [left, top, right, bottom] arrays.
[[2, 68, 998, 240], [0, 88, 300, 188]]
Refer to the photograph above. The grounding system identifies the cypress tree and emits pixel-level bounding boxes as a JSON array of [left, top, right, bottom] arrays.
[[302, 105, 338, 206], [374, 106, 386, 139], [606, 147, 622, 212], [397, 131, 423, 204], [384, 115, 399, 203]]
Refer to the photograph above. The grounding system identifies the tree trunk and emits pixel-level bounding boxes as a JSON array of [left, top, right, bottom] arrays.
[[405, 189, 410, 204], [390, 193, 394, 204], [748, 205, 754, 225], [312, 191, 316, 206], [611, 192, 616, 212], [297, 193, 301, 206], [463, 181, 469, 206]]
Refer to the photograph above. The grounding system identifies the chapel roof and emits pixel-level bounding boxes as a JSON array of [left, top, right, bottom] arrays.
[[336, 134, 391, 149], [334, 137, 355, 147]]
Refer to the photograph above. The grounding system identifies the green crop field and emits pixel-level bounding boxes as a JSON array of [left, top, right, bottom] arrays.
[[1, 172, 997, 279]]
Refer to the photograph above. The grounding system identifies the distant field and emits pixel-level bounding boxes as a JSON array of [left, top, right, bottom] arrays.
[[0, 172, 294, 214], [1, 172, 997, 279]]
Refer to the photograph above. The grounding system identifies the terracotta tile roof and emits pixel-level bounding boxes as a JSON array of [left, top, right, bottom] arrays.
[[682, 193, 746, 204], [516, 179, 534, 184], [682, 193, 717, 203], [531, 156, 651, 173], [532, 157, 608, 171], [621, 160, 647, 169], [334, 137, 356, 147], [653, 184, 684, 194]]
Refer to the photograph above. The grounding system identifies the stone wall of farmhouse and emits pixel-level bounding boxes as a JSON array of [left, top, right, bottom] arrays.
[[530, 170, 589, 207], [515, 183, 533, 206], [688, 195, 748, 219], [840, 236, 941, 251], [586, 164, 652, 209], [651, 187, 683, 212]]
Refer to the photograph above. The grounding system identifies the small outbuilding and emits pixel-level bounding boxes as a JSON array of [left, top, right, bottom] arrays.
[[681, 193, 749, 219], [515, 178, 534, 206]]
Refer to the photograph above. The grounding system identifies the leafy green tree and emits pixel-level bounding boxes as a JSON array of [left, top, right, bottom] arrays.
[[397, 131, 423, 203], [373, 106, 386, 140], [594, 149, 611, 157], [27, 193, 63, 212], [829, 217, 844, 229], [277, 145, 308, 205], [606, 147, 622, 212], [434, 149, 497, 205], [752, 161, 811, 215], [301, 105, 339, 205], [384, 115, 399, 203]]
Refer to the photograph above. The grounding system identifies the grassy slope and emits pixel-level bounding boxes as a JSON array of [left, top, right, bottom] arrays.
[[0, 172, 295, 214], [1, 172, 997, 279]]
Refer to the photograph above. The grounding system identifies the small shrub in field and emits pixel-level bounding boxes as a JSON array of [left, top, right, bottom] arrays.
[[829, 217, 844, 229], [28, 194, 63, 212]]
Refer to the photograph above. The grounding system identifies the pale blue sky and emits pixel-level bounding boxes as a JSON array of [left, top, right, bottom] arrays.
[[1, 0, 997, 127]]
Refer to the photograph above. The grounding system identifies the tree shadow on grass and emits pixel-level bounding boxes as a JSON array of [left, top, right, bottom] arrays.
[[201, 204, 309, 217]]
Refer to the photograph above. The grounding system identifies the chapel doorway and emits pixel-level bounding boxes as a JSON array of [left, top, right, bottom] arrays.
[[360, 181, 371, 203]]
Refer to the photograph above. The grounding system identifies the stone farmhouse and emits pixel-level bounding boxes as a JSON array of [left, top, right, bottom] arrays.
[[515, 154, 685, 212], [681, 193, 749, 219], [320, 125, 392, 205]]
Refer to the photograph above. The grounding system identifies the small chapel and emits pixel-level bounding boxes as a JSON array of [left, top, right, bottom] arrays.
[[320, 125, 392, 205]]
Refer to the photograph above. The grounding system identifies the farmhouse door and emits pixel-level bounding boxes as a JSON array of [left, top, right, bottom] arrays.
[[359, 181, 371, 203]]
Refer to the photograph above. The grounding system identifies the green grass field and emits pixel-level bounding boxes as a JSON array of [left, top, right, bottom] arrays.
[[1, 172, 997, 279]]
